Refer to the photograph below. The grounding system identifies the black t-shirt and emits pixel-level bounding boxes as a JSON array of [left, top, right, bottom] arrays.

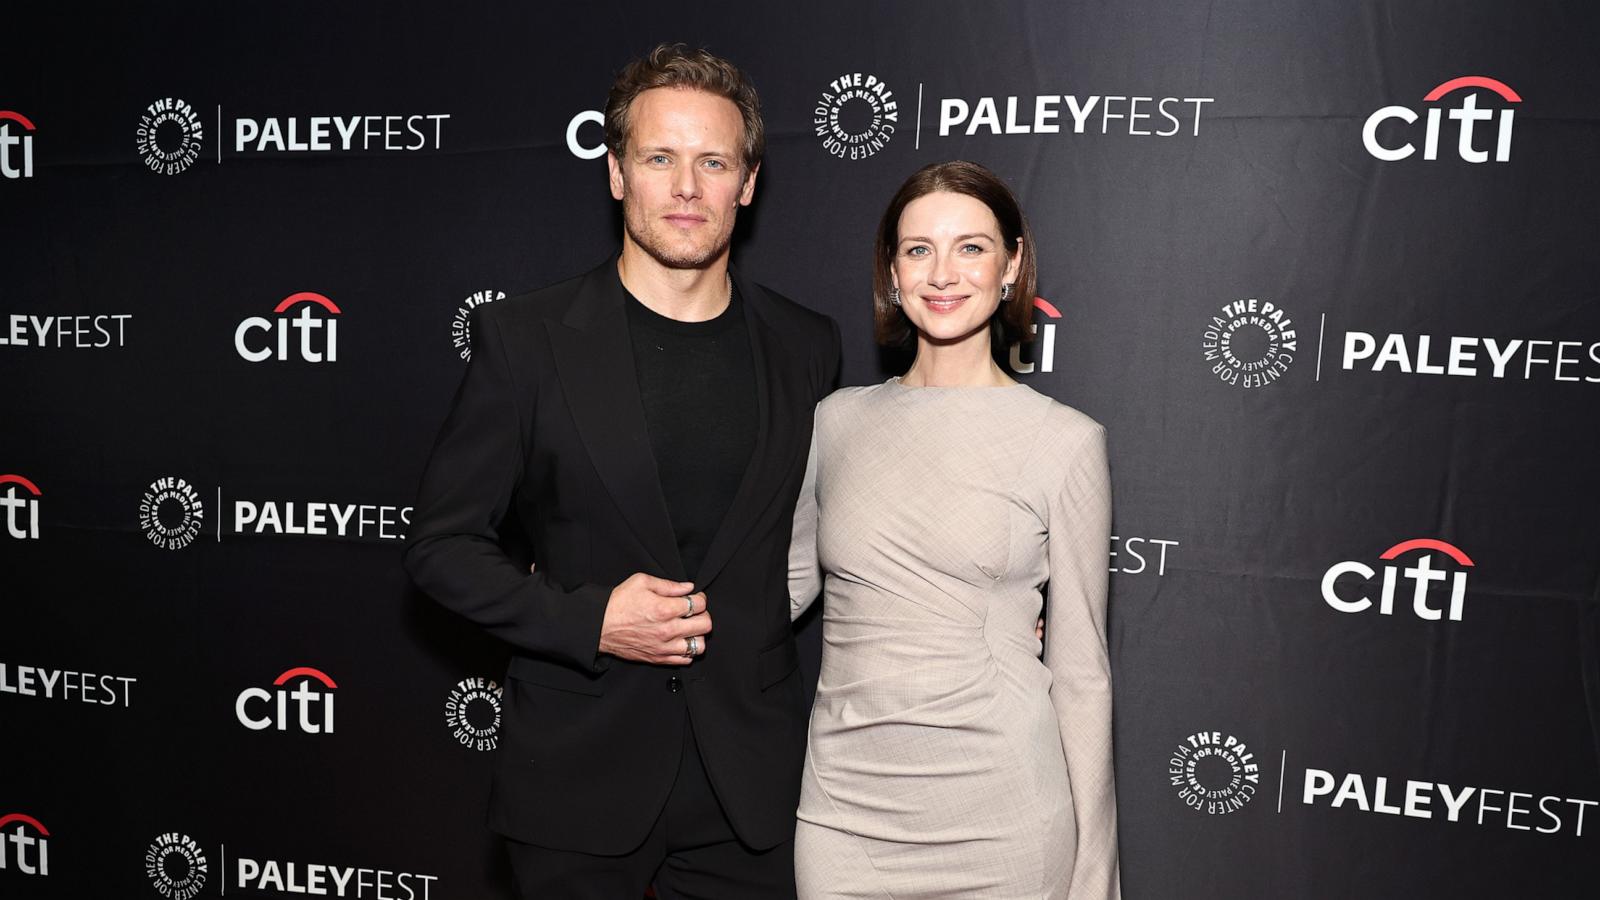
[[625, 284, 758, 581]]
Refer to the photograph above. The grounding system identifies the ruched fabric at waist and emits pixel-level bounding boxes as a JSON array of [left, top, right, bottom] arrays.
[[814, 611, 1002, 730], [801, 617, 1066, 849]]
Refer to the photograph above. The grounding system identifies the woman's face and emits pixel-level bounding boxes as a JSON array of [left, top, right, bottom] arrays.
[[891, 190, 1021, 346]]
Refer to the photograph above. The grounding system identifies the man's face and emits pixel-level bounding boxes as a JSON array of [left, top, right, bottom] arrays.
[[608, 88, 758, 270]]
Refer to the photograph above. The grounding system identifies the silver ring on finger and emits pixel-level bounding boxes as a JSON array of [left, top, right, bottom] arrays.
[[682, 595, 695, 619], [685, 635, 699, 657]]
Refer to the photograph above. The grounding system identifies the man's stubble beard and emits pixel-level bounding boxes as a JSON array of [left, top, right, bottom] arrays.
[[621, 193, 739, 271]]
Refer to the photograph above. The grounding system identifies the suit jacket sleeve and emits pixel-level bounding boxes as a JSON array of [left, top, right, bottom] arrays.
[[1043, 424, 1122, 899], [404, 307, 611, 671], [824, 319, 843, 400]]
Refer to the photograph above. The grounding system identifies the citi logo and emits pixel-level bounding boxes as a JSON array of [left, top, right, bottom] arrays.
[[1007, 297, 1059, 375], [0, 112, 36, 179], [1363, 76, 1519, 163], [0, 474, 41, 540], [1322, 538, 1474, 622], [235, 292, 340, 363], [566, 110, 606, 160], [235, 666, 337, 733], [0, 813, 49, 876]]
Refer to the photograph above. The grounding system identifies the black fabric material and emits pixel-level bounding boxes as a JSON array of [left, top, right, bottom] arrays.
[[626, 285, 758, 582], [505, 711, 797, 900], [404, 257, 842, 854]]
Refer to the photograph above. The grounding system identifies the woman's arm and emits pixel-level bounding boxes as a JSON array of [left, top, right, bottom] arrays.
[[787, 429, 823, 621], [1044, 424, 1121, 899]]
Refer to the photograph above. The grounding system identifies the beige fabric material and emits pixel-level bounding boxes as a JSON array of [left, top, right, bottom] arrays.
[[790, 379, 1120, 900]]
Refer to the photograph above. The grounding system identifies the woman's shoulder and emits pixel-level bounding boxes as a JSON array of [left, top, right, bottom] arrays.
[[817, 382, 890, 416], [1026, 390, 1106, 450]]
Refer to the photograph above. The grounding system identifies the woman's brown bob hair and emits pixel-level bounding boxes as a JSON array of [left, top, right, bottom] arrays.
[[604, 43, 765, 175], [872, 160, 1037, 347]]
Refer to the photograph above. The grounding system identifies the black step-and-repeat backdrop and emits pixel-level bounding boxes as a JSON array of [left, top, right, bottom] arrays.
[[4, 2, 1598, 897]]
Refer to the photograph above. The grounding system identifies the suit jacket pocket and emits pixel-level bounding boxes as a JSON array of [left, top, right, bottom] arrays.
[[507, 655, 607, 696], [757, 637, 799, 691]]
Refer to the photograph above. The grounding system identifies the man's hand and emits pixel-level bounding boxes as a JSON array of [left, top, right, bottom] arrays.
[[598, 573, 711, 665]]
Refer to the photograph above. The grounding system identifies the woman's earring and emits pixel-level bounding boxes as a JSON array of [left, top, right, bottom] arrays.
[[1000, 283, 1015, 302], [889, 288, 901, 307]]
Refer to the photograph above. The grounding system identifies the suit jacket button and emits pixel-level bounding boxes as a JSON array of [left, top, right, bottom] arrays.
[[668, 675, 681, 693]]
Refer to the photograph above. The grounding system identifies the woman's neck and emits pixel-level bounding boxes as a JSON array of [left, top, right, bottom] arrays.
[[901, 331, 1014, 388]]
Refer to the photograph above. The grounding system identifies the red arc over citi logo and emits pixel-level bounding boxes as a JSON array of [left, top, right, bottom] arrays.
[[234, 292, 340, 363], [235, 666, 338, 733], [0, 813, 50, 876], [1322, 538, 1475, 621], [1363, 76, 1520, 163], [0, 112, 36, 179], [1007, 297, 1060, 375], [0, 474, 41, 539]]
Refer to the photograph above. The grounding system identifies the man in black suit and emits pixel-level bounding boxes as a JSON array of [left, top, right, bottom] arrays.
[[404, 44, 839, 898]]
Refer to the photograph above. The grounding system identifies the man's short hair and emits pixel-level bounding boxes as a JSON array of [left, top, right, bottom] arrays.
[[604, 43, 765, 174]]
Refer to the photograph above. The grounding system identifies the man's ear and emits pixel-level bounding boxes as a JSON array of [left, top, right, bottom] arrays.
[[738, 162, 760, 206], [608, 151, 625, 201]]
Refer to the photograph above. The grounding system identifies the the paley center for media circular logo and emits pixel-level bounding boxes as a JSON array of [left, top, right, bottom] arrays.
[[444, 676, 502, 752], [815, 73, 898, 160], [1169, 730, 1260, 815], [146, 832, 207, 900], [137, 98, 204, 175], [450, 289, 505, 361], [140, 476, 205, 550], [1201, 298, 1298, 389]]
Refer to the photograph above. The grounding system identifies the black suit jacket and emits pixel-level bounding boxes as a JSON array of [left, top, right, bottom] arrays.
[[404, 257, 840, 854]]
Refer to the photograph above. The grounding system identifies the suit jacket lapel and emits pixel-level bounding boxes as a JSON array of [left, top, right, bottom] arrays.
[[693, 268, 803, 588], [548, 259, 687, 581]]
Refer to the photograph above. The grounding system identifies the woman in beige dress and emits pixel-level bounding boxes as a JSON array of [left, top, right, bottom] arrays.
[[789, 160, 1120, 899]]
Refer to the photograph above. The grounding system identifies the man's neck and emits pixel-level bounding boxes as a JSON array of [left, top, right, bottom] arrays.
[[617, 241, 733, 323]]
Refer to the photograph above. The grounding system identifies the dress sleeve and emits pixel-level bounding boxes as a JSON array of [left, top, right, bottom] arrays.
[[1044, 424, 1121, 899], [787, 426, 823, 621]]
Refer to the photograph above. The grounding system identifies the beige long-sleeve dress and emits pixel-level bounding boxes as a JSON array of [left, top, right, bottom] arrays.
[[789, 379, 1120, 900]]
